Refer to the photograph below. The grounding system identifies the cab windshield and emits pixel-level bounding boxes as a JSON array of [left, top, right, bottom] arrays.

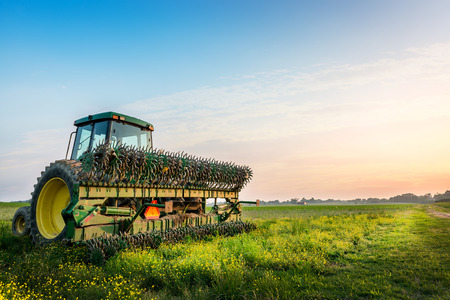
[[71, 120, 152, 160]]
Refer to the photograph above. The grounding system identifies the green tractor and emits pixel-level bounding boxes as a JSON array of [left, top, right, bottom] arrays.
[[12, 112, 256, 244]]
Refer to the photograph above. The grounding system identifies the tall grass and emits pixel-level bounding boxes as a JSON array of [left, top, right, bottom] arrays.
[[0, 203, 448, 299]]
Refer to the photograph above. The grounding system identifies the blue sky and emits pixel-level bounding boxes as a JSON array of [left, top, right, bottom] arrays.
[[1, 0, 450, 202]]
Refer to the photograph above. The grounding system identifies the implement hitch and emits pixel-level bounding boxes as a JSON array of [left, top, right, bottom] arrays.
[[218, 200, 260, 222]]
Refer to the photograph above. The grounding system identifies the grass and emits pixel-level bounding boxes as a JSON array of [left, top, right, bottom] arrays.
[[432, 202, 450, 212], [0, 202, 29, 222], [0, 203, 448, 299]]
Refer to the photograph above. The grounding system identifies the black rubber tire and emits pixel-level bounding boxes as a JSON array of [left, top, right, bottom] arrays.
[[30, 160, 81, 244], [12, 206, 31, 236]]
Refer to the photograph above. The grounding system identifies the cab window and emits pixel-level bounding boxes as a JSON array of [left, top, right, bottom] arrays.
[[111, 122, 151, 148], [92, 121, 109, 148], [71, 124, 93, 159]]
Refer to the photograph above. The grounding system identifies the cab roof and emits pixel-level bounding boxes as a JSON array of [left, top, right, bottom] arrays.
[[74, 112, 154, 131]]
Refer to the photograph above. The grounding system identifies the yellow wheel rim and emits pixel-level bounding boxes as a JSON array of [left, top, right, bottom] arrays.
[[36, 177, 70, 239], [15, 215, 26, 234]]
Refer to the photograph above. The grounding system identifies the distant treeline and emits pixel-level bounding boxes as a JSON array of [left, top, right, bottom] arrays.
[[259, 190, 450, 205]]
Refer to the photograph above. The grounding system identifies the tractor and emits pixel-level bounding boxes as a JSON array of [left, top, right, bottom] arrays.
[[12, 112, 256, 243]]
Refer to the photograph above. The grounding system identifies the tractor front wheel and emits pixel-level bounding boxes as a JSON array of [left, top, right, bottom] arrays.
[[12, 206, 31, 236]]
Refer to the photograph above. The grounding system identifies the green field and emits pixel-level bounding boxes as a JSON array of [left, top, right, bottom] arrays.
[[0, 203, 448, 299]]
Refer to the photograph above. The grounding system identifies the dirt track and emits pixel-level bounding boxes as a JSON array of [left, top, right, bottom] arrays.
[[427, 207, 450, 219]]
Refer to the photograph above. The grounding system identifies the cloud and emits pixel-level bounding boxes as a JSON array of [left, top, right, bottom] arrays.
[[121, 42, 450, 149], [0, 128, 69, 168], [118, 42, 450, 200], [0, 128, 70, 201]]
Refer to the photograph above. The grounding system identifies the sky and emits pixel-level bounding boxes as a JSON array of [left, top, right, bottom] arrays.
[[1, 0, 450, 202]]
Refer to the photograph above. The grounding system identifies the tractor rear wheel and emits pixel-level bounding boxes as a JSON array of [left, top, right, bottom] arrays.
[[30, 160, 81, 244], [12, 206, 31, 236]]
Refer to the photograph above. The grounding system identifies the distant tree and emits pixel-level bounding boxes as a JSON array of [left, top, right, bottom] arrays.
[[388, 193, 433, 204], [367, 198, 380, 203], [434, 190, 450, 201]]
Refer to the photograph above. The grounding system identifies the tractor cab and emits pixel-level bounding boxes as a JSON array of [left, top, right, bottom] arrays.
[[70, 112, 154, 160]]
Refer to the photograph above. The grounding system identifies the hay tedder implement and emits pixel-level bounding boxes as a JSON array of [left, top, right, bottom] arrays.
[[12, 112, 257, 244]]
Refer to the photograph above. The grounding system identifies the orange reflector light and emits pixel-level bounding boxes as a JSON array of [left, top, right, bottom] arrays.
[[112, 115, 125, 121], [144, 200, 160, 219]]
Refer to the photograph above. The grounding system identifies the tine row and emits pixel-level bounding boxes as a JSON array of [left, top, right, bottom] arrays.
[[78, 142, 252, 191]]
